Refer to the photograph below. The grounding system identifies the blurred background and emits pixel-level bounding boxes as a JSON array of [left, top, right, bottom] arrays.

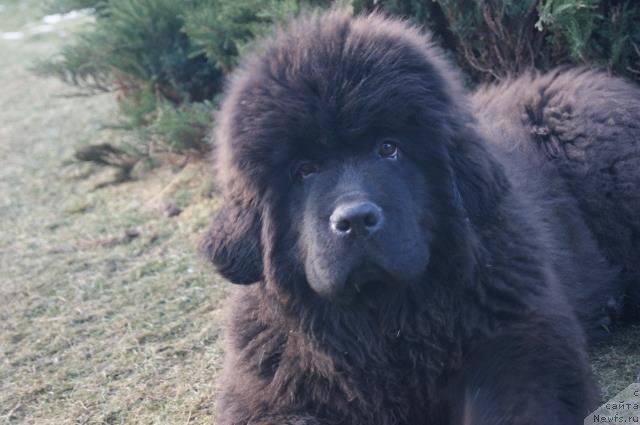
[[1, 0, 639, 423]]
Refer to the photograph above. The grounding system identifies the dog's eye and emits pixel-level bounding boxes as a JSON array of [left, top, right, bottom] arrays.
[[377, 140, 399, 159], [293, 161, 319, 180]]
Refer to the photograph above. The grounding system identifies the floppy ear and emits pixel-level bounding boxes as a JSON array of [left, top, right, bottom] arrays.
[[449, 125, 509, 222], [200, 201, 263, 284]]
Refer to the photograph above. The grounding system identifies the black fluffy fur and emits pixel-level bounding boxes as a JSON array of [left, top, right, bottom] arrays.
[[201, 10, 640, 425]]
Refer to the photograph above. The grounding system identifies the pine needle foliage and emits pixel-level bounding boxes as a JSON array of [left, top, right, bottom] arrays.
[[353, 0, 640, 83], [37, 0, 639, 160], [35, 0, 221, 155]]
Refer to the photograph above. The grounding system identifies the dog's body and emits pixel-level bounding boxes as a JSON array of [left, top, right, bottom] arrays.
[[473, 69, 640, 331], [203, 11, 640, 425]]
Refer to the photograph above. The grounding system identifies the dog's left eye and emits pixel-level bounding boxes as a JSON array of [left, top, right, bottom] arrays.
[[292, 161, 319, 180], [377, 140, 399, 159]]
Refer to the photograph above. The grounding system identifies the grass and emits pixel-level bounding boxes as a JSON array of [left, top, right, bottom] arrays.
[[0, 1, 638, 423], [0, 2, 228, 423]]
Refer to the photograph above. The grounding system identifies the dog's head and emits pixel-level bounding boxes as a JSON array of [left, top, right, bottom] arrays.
[[202, 11, 505, 306]]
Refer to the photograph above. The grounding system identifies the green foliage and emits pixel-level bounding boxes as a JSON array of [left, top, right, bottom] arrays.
[[106, 85, 215, 156], [353, 0, 640, 83], [36, 0, 221, 155], [38, 0, 221, 101], [36, 0, 320, 158], [113, 83, 158, 130], [38, 0, 639, 161], [34, 29, 112, 92], [184, 0, 302, 72], [537, 0, 640, 77], [143, 100, 216, 155]]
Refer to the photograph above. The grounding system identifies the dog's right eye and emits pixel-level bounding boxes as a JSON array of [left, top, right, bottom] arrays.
[[292, 161, 319, 180], [377, 140, 399, 159]]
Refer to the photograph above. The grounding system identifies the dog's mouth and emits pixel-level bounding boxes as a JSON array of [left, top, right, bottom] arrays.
[[341, 264, 396, 303], [347, 266, 389, 293]]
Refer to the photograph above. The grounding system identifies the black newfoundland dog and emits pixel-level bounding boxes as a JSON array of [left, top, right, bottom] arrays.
[[202, 10, 640, 425]]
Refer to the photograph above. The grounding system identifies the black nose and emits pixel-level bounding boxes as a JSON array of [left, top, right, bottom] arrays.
[[330, 201, 384, 237]]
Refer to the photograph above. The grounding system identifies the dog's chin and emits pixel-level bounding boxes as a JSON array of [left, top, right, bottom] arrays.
[[308, 263, 406, 306]]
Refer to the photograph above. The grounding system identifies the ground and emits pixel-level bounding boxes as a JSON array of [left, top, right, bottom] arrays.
[[0, 1, 638, 424]]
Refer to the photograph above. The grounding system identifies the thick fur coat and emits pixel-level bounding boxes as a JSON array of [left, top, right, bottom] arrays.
[[202, 11, 640, 425]]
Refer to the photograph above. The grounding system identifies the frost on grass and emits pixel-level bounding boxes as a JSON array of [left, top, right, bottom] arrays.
[[0, 8, 92, 41], [41, 8, 94, 25]]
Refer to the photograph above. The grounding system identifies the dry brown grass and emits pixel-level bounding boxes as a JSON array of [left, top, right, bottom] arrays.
[[0, 2, 228, 423], [0, 1, 638, 424]]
